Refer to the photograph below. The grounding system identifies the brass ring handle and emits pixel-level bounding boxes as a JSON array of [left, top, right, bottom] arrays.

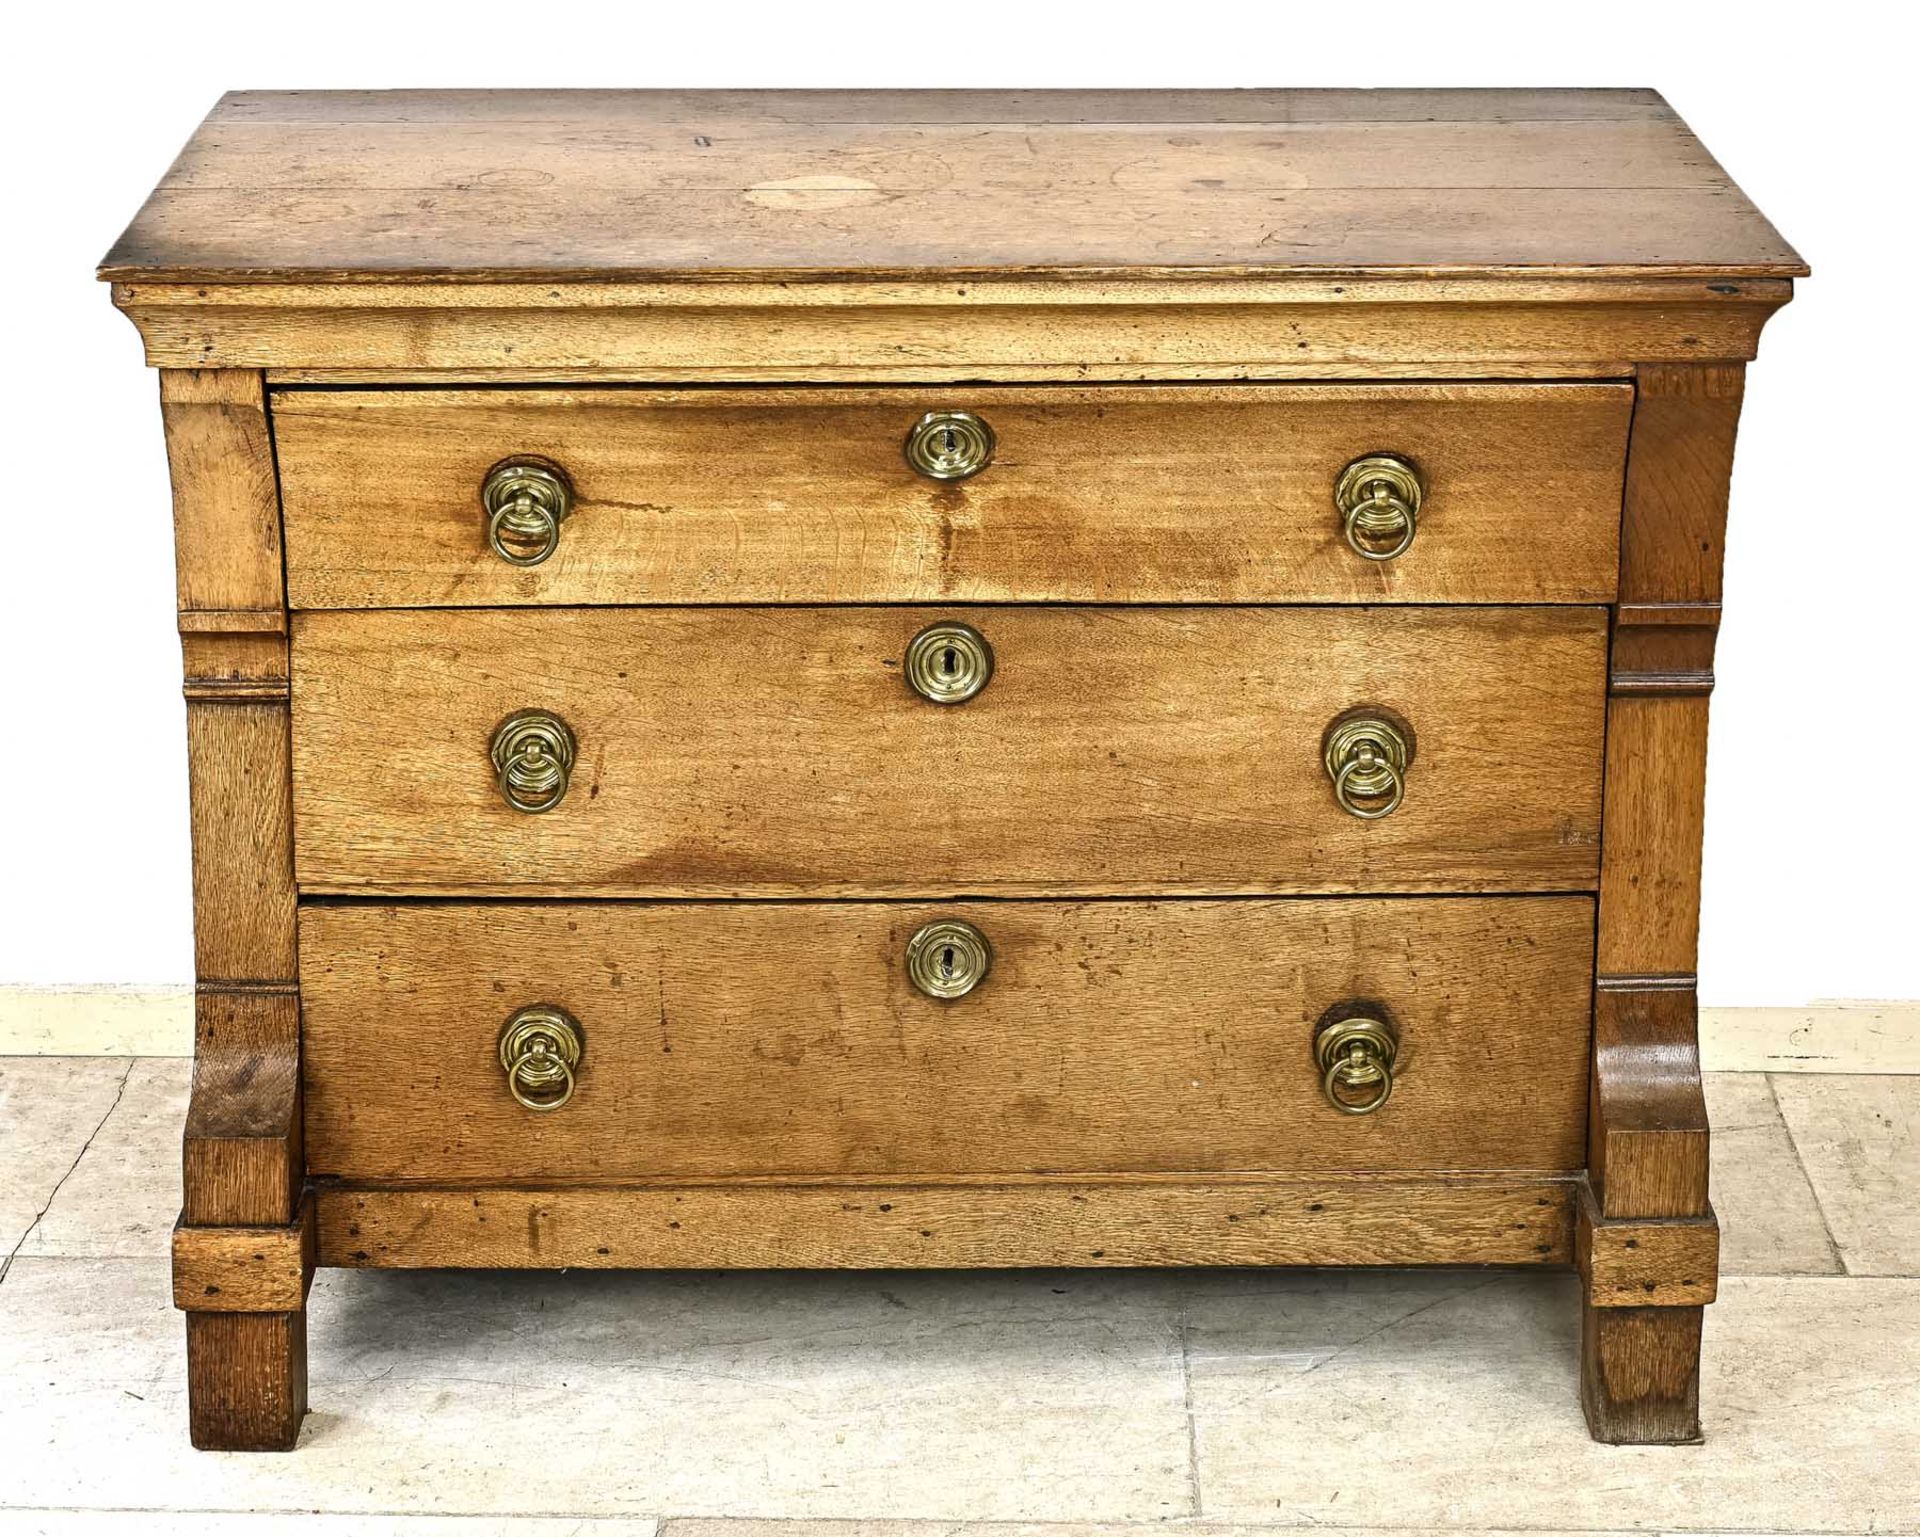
[[1335, 454, 1422, 561], [906, 918, 992, 999], [905, 621, 994, 705], [490, 710, 577, 814], [482, 460, 574, 567], [498, 1004, 584, 1112], [1332, 753, 1405, 820], [1323, 709, 1416, 820], [1314, 1006, 1400, 1116], [904, 410, 995, 481]]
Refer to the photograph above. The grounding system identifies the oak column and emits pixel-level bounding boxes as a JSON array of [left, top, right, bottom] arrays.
[[1581, 362, 1742, 1443], [162, 368, 312, 1450]]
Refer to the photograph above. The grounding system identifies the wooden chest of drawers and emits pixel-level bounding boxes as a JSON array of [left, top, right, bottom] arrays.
[[101, 88, 1803, 1451]]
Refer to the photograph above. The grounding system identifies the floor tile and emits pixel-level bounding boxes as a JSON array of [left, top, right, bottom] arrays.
[[1702, 1071, 1841, 1275], [0, 984, 192, 1057], [1185, 1271, 1920, 1531], [1700, 1002, 1920, 1073], [0, 1517, 657, 1535], [1772, 1074, 1920, 1275], [0, 1254, 177, 1390], [660, 1524, 1630, 1537], [19, 1058, 187, 1259], [0, 1259, 1190, 1520], [0, 1058, 131, 1265]]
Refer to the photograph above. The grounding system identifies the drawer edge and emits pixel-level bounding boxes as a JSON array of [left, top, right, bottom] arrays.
[[315, 1175, 1574, 1270]]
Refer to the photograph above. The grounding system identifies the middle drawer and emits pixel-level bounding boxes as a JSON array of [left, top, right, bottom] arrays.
[[290, 605, 1607, 895]]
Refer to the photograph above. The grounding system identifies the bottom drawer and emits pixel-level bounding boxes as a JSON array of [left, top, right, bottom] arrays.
[[299, 897, 1594, 1181]]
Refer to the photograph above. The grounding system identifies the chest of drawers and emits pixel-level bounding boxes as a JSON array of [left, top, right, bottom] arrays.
[[101, 88, 1803, 1451]]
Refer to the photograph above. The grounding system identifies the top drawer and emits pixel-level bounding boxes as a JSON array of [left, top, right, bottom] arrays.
[[273, 383, 1629, 608]]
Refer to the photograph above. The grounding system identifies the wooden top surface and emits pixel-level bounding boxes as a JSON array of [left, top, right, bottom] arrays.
[[100, 89, 1804, 283]]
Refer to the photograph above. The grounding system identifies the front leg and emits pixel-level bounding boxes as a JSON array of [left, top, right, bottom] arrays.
[[1577, 1170, 1718, 1443], [164, 368, 312, 1450]]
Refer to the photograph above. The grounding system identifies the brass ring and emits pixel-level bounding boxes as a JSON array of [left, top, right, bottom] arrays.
[[1313, 1007, 1400, 1116], [1342, 492, 1416, 561], [1333, 755, 1404, 819], [499, 1005, 584, 1112], [490, 711, 577, 815], [481, 460, 572, 567], [499, 744, 567, 813], [1322, 1049, 1394, 1115], [509, 1050, 576, 1112], [487, 495, 561, 567], [1335, 454, 1422, 562]]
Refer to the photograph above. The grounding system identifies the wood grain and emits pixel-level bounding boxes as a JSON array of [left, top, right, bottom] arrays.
[[100, 90, 1802, 281], [289, 605, 1609, 896], [1576, 1183, 1718, 1307], [171, 1193, 315, 1312], [165, 119, 1733, 194], [184, 987, 302, 1227], [274, 384, 1629, 608], [206, 87, 1689, 124], [185, 1313, 306, 1452], [1596, 696, 1709, 974], [1579, 360, 1743, 1440], [159, 370, 283, 618], [112, 276, 1793, 377], [186, 705, 296, 979], [299, 896, 1596, 1181], [162, 366, 309, 1451], [1619, 364, 1745, 608], [1580, 1305, 1704, 1445], [1588, 979, 1711, 1220], [316, 1175, 1576, 1270]]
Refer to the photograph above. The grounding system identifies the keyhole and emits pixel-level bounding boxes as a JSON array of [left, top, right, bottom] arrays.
[[940, 945, 956, 978], [942, 426, 957, 455], [941, 645, 958, 677]]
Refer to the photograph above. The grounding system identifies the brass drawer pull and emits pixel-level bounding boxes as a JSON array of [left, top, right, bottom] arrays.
[[482, 459, 573, 567], [906, 918, 992, 999], [1335, 453, 1422, 561], [490, 710, 577, 814], [905, 620, 994, 704], [1314, 1003, 1400, 1115], [498, 1004, 583, 1112], [904, 410, 995, 481], [1323, 708, 1416, 819]]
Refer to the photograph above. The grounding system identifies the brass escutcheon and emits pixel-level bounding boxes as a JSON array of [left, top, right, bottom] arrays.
[[498, 1004, 585, 1112], [490, 709, 577, 814], [1313, 1002, 1401, 1115], [906, 918, 992, 999], [905, 620, 994, 704], [904, 410, 996, 481], [1322, 707, 1416, 819], [1334, 453, 1422, 561], [481, 459, 574, 567]]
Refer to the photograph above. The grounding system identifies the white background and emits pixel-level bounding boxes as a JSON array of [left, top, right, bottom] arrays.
[[1, 1, 1913, 1005]]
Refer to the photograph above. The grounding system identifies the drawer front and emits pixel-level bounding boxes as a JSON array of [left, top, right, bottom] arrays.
[[289, 605, 1608, 895], [274, 383, 1629, 607], [300, 897, 1595, 1181]]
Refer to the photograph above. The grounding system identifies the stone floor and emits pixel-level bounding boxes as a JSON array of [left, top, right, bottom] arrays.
[[0, 1058, 1914, 1535]]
